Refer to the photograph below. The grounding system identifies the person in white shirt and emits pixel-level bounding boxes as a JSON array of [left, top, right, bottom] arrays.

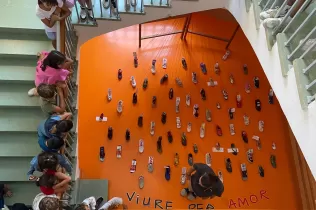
[[32, 193, 59, 210], [36, 0, 71, 49], [75, 196, 127, 210], [77, 0, 93, 20]]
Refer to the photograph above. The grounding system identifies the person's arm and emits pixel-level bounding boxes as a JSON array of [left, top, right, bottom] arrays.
[[58, 155, 72, 174], [53, 87, 66, 113], [40, 15, 59, 28], [53, 172, 71, 189], [58, 112, 72, 120], [27, 164, 37, 180], [99, 197, 123, 210], [58, 4, 71, 21]]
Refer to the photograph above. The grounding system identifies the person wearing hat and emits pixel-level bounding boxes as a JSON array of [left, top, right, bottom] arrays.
[[38, 136, 64, 152], [180, 163, 224, 200]]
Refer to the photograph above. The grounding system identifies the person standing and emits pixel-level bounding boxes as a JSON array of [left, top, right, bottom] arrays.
[[180, 163, 224, 200], [78, 0, 93, 20]]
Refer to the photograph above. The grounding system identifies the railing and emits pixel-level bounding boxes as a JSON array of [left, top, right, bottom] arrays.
[[56, 12, 78, 208], [247, 0, 316, 108]]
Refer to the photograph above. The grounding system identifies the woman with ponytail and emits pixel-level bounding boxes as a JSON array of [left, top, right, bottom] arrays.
[[28, 50, 73, 98]]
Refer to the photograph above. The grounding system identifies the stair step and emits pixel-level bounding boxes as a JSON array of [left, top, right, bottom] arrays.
[[0, 84, 39, 107], [0, 133, 41, 157], [0, 39, 52, 59], [0, 157, 33, 181], [76, 179, 109, 202], [1, 182, 40, 206], [0, 64, 35, 84], [0, 28, 48, 41], [0, 108, 44, 132]]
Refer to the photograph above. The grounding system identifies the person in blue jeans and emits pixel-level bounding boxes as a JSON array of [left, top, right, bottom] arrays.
[[38, 136, 65, 153], [27, 152, 72, 181]]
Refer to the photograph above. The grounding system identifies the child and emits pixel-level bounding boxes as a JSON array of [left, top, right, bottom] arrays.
[[38, 136, 65, 153], [75, 197, 127, 210], [33, 195, 59, 210], [28, 50, 73, 99], [36, 0, 71, 48], [36, 169, 71, 199], [0, 184, 12, 210], [38, 83, 66, 116]]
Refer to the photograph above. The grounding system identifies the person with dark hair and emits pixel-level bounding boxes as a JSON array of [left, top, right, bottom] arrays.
[[33, 195, 59, 210], [36, 169, 71, 198], [0, 184, 13, 209], [12, 203, 30, 210], [37, 83, 66, 116], [27, 152, 72, 181], [180, 163, 224, 200], [28, 50, 73, 98], [39, 136, 65, 153], [36, 0, 71, 48], [38, 112, 72, 139]]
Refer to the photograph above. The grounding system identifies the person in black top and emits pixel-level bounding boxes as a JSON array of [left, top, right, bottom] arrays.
[[181, 163, 224, 200]]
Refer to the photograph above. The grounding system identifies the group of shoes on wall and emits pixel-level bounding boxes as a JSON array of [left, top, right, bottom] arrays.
[[97, 51, 277, 185]]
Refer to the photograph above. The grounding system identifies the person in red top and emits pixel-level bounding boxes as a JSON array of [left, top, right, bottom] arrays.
[[36, 169, 71, 199]]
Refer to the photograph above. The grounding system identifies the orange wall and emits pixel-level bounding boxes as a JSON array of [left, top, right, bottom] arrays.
[[78, 12, 301, 209]]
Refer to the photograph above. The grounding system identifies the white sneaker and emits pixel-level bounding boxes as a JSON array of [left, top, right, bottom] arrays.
[[117, 100, 123, 113], [130, 76, 136, 88], [80, 7, 87, 20], [103, 0, 109, 8], [28, 88, 36, 96], [263, 17, 282, 29], [87, 9, 93, 19], [260, 8, 278, 20], [186, 94, 190, 106], [187, 122, 192, 132], [299, 38, 316, 51], [200, 123, 205, 138]]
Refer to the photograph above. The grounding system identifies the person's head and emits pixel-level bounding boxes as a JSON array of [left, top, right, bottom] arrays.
[[55, 120, 73, 134], [198, 172, 218, 188], [38, 0, 59, 9], [41, 50, 66, 71], [38, 152, 58, 171], [37, 83, 57, 99], [38, 197, 59, 210], [36, 173, 57, 188], [75, 204, 89, 210], [47, 136, 64, 150]]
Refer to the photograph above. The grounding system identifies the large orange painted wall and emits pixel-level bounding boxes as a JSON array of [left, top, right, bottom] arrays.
[[78, 11, 301, 209]]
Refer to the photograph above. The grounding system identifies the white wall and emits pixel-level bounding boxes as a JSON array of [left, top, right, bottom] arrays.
[[75, 0, 316, 178]]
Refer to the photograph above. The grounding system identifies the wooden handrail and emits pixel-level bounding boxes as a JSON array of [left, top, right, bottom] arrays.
[[60, 19, 66, 54]]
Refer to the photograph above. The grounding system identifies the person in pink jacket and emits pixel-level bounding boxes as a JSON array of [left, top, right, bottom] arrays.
[[28, 50, 73, 99]]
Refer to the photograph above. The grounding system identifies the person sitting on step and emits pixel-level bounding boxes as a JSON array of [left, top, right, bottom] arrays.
[[0, 184, 13, 210], [37, 83, 66, 116], [33, 195, 59, 210], [28, 50, 73, 98], [36, 0, 71, 49], [27, 151, 72, 181], [36, 169, 71, 199], [75, 196, 128, 210], [39, 136, 65, 153]]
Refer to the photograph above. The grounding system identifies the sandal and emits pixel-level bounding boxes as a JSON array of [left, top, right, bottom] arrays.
[[117, 100, 123, 113], [253, 76, 259, 88], [175, 77, 183, 87], [259, 120, 264, 132], [258, 165, 264, 177], [236, 94, 242, 108], [148, 156, 154, 173], [206, 109, 212, 122], [228, 108, 234, 120], [229, 124, 235, 135], [151, 59, 156, 74], [169, 88, 174, 99], [243, 114, 250, 125], [186, 94, 191, 106], [176, 117, 181, 129], [222, 89, 228, 100], [193, 104, 199, 117], [152, 96, 157, 107], [214, 62, 220, 74], [225, 158, 232, 173], [176, 97, 180, 113], [118, 69, 122, 80], [192, 72, 197, 84], [167, 131, 173, 143], [164, 166, 171, 181], [116, 145, 122, 159], [157, 136, 162, 153], [138, 115, 143, 127], [107, 126, 113, 140], [162, 58, 167, 69], [272, 142, 276, 150], [200, 123, 205, 139], [130, 159, 137, 173], [174, 153, 179, 166], [187, 122, 192, 132], [241, 163, 248, 181], [130, 76, 136, 88], [257, 138, 262, 150], [242, 131, 248, 143], [181, 132, 187, 146], [205, 153, 211, 166], [161, 112, 167, 124], [138, 176, 144, 189], [216, 125, 222, 136], [193, 144, 198, 153], [107, 88, 112, 101], [143, 78, 148, 89], [181, 167, 186, 184], [200, 88, 206, 100], [125, 129, 131, 141], [270, 155, 277, 168], [188, 153, 194, 166], [182, 58, 187, 69], [200, 62, 207, 74], [243, 64, 248, 75], [247, 149, 254, 163], [160, 74, 168, 84], [150, 121, 155, 135]]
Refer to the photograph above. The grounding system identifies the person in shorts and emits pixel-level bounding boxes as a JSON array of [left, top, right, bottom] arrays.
[[181, 163, 224, 200]]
